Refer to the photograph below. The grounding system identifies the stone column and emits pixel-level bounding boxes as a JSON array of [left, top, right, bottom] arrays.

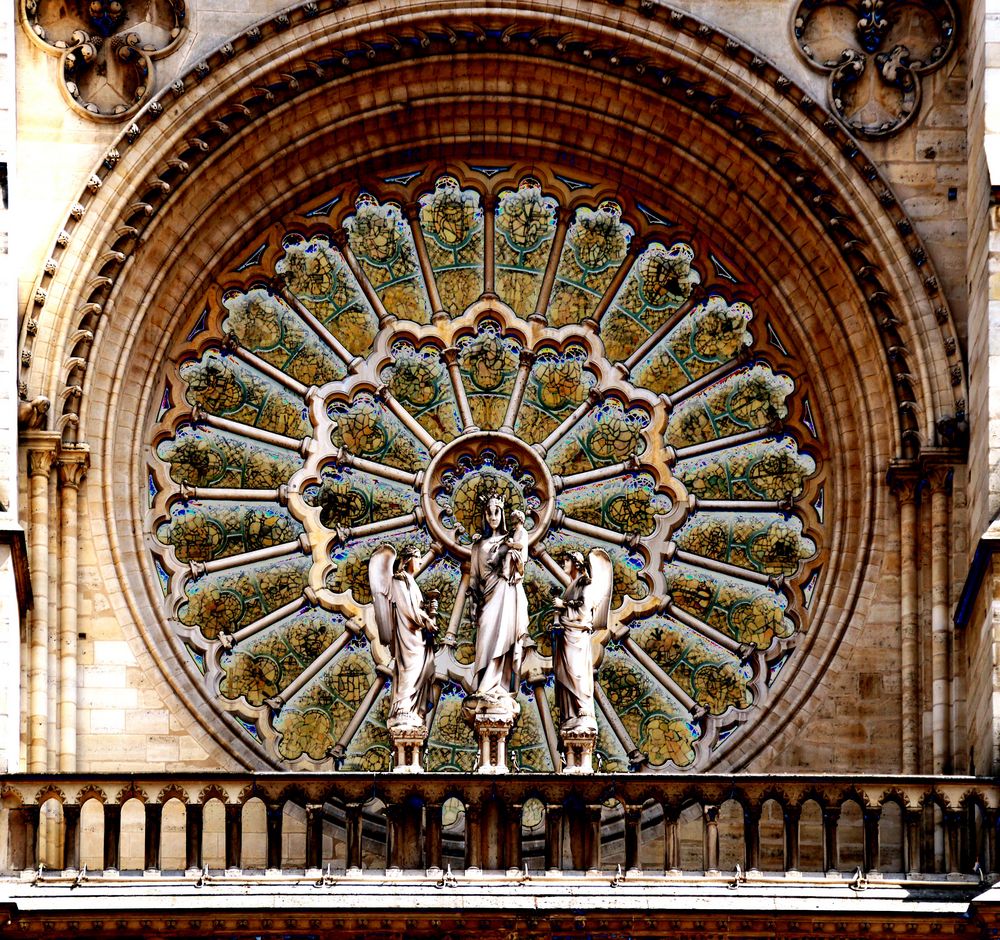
[[57, 447, 87, 771], [926, 463, 952, 773], [24, 437, 57, 771], [890, 463, 920, 773]]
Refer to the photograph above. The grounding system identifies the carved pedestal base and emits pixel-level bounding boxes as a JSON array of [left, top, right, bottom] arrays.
[[389, 722, 427, 773], [463, 694, 520, 773], [560, 728, 597, 774]]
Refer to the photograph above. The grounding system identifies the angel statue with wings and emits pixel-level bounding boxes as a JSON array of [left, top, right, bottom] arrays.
[[551, 549, 613, 745], [369, 545, 438, 734]]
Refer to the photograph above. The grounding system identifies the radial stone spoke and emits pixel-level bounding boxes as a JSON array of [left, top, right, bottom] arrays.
[[403, 204, 445, 317], [668, 541, 784, 590], [265, 621, 358, 711], [690, 495, 793, 514], [329, 666, 391, 765], [661, 599, 755, 664], [179, 483, 287, 504], [532, 208, 571, 321], [375, 385, 443, 454], [188, 533, 311, 579], [191, 406, 312, 456], [532, 547, 572, 588], [594, 681, 646, 768], [415, 543, 440, 577], [592, 246, 640, 325], [442, 570, 470, 647], [500, 349, 537, 433], [534, 388, 603, 457], [223, 335, 309, 397], [276, 284, 363, 373], [332, 235, 395, 327], [660, 348, 752, 411], [556, 510, 639, 551], [332, 446, 422, 488], [425, 679, 444, 731], [671, 421, 783, 464], [622, 636, 707, 720], [618, 294, 702, 376], [335, 511, 420, 544], [554, 455, 640, 492], [532, 684, 562, 769], [439, 347, 477, 432], [219, 590, 314, 650]]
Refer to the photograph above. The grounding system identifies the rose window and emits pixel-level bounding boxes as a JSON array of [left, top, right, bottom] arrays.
[[147, 167, 821, 772]]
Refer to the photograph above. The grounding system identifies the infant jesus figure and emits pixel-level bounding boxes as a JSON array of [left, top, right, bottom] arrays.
[[503, 509, 528, 584]]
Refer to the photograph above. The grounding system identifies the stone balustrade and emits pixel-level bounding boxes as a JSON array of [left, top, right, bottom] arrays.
[[1, 773, 997, 881]]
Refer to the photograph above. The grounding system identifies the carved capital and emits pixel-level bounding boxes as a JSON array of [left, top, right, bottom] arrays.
[[920, 452, 956, 495], [58, 449, 90, 490], [887, 461, 919, 505], [27, 448, 56, 478]]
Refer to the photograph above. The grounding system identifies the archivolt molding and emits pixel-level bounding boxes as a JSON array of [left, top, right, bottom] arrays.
[[17, 0, 964, 457]]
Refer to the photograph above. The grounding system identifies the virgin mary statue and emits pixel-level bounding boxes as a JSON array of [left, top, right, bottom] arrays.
[[469, 495, 529, 702]]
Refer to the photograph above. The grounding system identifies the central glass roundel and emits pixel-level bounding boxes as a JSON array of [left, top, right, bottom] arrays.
[[422, 431, 556, 557], [149, 168, 821, 773]]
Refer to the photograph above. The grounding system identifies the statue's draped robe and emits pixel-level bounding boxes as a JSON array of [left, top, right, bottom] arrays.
[[389, 571, 435, 723], [554, 575, 598, 732], [471, 534, 529, 698]]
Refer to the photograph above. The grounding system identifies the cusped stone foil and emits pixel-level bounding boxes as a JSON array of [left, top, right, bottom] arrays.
[[145, 167, 821, 773]]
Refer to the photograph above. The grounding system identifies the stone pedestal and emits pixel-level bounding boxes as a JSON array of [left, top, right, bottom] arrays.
[[560, 728, 597, 774], [389, 721, 427, 773], [463, 694, 519, 773]]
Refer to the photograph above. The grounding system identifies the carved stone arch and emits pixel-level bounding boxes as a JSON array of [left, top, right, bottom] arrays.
[[77, 785, 108, 805], [115, 785, 148, 805], [877, 787, 913, 811], [197, 785, 228, 806], [32, 785, 66, 806], [157, 785, 189, 805], [20, 0, 960, 443], [17, 0, 964, 776]]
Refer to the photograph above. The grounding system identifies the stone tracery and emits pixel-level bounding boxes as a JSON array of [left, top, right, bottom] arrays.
[[146, 167, 821, 773]]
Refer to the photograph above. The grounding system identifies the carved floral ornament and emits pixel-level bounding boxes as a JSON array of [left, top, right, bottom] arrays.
[[146, 167, 824, 774], [792, 0, 957, 138], [20, 0, 185, 120]]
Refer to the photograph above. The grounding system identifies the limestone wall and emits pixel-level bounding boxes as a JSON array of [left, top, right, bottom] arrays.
[[7, 0, 981, 777]]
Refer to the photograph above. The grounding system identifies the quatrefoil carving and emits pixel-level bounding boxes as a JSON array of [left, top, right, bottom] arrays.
[[793, 0, 957, 138], [21, 0, 186, 121]]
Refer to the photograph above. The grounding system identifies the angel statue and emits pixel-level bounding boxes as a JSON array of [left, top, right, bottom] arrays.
[[369, 545, 437, 751], [551, 549, 612, 772]]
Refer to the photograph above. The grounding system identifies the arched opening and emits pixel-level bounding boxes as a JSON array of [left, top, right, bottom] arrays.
[[282, 800, 307, 870], [799, 800, 824, 873], [521, 798, 546, 872], [879, 801, 905, 874], [38, 798, 63, 871], [717, 799, 745, 873], [678, 803, 703, 871], [639, 800, 664, 871], [600, 799, 625, 871], [161, 798, 186, 872], [119, 798, 145, 872], [202, 798, 226, 870], [838, 799, 864, 873], [759, 799, 784, 872], [79, 798, 104, 871], [362, 797, 389, 872], [241, 797, 267, 870]]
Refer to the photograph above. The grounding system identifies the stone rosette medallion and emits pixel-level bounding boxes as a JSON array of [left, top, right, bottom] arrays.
[[146, 168, 822, 773]]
